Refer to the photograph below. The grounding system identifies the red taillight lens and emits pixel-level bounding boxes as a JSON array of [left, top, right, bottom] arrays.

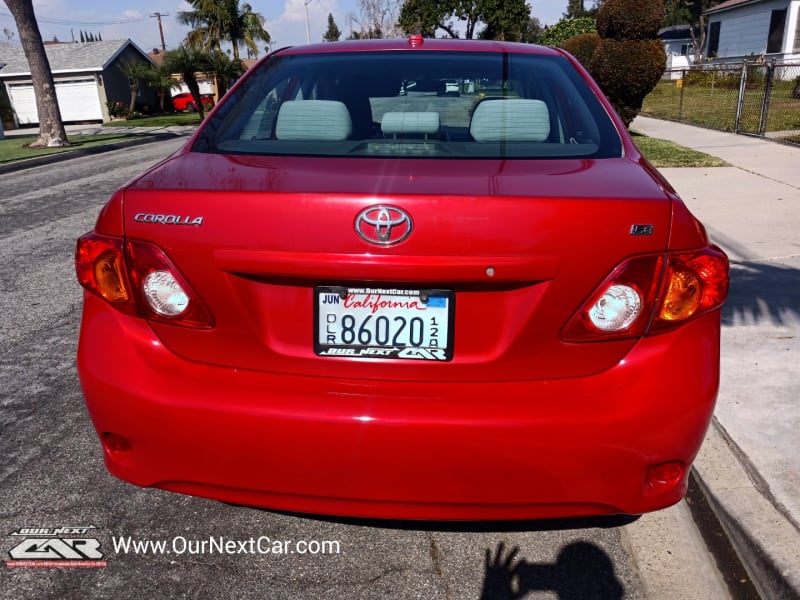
[[562, 254, 664, 341], [76, 233, 214, 329], [124, 240, 214, 329], [562, 246, 729, 342]]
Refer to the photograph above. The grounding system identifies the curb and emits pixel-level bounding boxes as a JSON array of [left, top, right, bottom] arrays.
[[693, 419, 800, 600], [0, 132, 187, 175]]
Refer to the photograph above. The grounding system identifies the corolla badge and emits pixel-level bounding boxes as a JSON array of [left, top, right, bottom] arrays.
[[133, 213, 204, 226], [355, 206, 412, 245]]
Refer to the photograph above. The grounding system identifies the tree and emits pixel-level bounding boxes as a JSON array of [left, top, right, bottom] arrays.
[[664, 0, 723, 61], [164, 45, 211, 119], [204, 49, 245, 98], [118, 60, 154, 113], [399, 0, 532, 40], [178, 0, 270, 61], [4, 0, 68, 147], [518, 17, 543, 43], [323, 13, 342, 42], [565, 0, 588, 18], [352, 0, 403, 39], [145, 65, 181, 113], [589, 0, 666, 127], [478, 0, 532, 41]]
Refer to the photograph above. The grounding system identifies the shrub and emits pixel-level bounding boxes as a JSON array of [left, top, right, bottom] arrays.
[[106, 101, 129, 118], [590, 0, 666, 127], [560, 33, 602, 71], [540, 17, 596, 47], [591, 39, 666, 126], [683, 69, 740, 89], [595, 0, 663, 40]]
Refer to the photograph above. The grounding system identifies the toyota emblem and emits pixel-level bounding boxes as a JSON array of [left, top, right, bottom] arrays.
[[355, 206, 413, 246]]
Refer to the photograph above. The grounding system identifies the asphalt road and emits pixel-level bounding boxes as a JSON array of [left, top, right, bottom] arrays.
[[0, 140, 721, 599]]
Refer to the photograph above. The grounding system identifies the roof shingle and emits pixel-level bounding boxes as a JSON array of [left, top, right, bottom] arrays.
[[0, 39, 149, 77]]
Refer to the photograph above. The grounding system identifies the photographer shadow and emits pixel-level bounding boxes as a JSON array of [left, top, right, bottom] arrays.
[[723, 260, 800, 326], [480, 541, 623, 600]]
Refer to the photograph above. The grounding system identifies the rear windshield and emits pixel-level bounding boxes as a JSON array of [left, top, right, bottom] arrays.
[[195, 50, 623, 160]]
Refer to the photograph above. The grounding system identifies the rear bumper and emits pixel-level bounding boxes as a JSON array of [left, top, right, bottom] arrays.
[[77, 293, 720, 520]]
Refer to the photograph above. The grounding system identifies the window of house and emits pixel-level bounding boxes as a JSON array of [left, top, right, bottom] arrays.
[[767, 9, 787, 53], [795, 10, 800, 52], [708, 21, 721, 58], [680, 43, 694, 56]]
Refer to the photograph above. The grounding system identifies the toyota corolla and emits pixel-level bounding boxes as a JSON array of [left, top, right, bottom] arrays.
[[75, 38, 729, 520]]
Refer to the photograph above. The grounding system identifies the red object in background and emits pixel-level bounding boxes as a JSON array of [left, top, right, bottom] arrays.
[[170, 92, 214, 112], [76, 38, 729, 521]]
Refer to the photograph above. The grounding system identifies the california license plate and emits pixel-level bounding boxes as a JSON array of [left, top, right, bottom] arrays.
[[314, 286, 454, 361]]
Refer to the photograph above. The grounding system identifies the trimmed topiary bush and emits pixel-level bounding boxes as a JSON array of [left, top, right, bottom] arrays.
[[595, 0, 663, 40], [589, 0, 666, 128], [560, 33, 602, 71], [591, 39, 666, 126]]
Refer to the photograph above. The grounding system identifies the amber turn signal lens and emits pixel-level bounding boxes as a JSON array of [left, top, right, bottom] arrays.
[[656, 248, 729, 326], [660, 268, 701, 321], [94, 251, 130, 303]]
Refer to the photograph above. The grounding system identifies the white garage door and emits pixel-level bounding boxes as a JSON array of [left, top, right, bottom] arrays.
[[8, 78, 103, 124], [7, 83, 37, 124]]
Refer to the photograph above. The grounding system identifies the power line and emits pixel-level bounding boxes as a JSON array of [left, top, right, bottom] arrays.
[[0, 10, 148, 26]]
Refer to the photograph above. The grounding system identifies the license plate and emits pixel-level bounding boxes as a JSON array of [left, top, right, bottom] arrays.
[[314, 287, 454, 361]]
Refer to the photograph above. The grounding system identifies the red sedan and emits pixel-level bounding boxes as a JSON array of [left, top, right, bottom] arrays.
[[171, 92, 214, 112], [76, 38, 728, 520]]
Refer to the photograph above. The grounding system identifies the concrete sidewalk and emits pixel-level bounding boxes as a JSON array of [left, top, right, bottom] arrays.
[[632, 116, 800, 599], [1, 122, 198, 139]]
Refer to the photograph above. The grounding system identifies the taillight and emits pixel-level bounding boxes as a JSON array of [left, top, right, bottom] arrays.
[[76, 233, 214, 329], [124, 239, 214, 328], [75, 233, 137, 315], [562, 254, 664, 341], [651, 247, 729, 333], [562, 246, 728, 342]]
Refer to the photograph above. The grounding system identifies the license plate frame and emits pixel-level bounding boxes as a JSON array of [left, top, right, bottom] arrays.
[[314, 286, 454, 361]]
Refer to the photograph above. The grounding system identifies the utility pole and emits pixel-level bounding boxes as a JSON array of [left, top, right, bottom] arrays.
[[304, 0, 313, 44], [150, 12, 169, 51]]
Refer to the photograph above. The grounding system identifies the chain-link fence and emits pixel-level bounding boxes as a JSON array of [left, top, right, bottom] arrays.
[[642, 62, 800, 145]]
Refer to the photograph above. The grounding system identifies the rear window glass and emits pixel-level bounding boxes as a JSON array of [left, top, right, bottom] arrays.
[[195, 50, 622, 160]]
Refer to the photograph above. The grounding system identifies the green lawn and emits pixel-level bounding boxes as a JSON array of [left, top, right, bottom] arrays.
[[642, 77, 800, 136], [630, 132, 729, 167], [103, 113, 203, 128], [0, 132, 152, 164]]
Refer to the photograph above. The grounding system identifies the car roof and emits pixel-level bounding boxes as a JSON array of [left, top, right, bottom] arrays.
[[273, 38, 565, 58]]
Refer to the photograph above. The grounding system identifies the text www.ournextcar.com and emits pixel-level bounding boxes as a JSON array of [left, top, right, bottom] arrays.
[[112, 536, 341, 556]]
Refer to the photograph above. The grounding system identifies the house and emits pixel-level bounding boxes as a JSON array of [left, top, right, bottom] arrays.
[[147, 47, 215, 99], [704, 0, 800, 63], [0, 39, 157, 126], [659, 24, 700, 77]]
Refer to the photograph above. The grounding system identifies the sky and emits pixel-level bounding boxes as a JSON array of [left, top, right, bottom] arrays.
[[0, 0, 568, 56]]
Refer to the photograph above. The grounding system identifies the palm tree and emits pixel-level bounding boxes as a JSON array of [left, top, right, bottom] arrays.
[[177, 0, 271, 62], [163, 45, 212, 120], [205, 50, 245, 98], [147, 65, 183, 113], [118, 60, 154, 114]]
